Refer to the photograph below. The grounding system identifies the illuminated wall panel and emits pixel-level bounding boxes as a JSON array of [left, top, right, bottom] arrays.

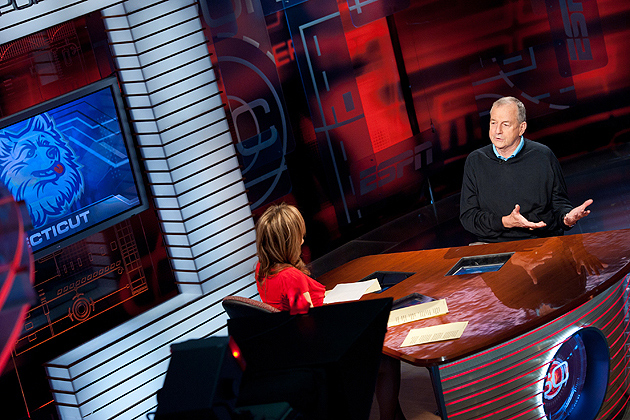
[[102, 0, 254, 291], [43, 1, 259, 419], [167, 215, 252, 251], [166, 141, 234, 169]]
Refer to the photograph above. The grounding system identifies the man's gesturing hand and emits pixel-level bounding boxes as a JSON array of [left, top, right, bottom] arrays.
[[564, 199, 593, 227], [502, 204, 547, 229]]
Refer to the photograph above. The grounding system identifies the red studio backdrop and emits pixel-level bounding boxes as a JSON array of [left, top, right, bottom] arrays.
[[203, 0, 630, 259], [1, 0, 630, 418]]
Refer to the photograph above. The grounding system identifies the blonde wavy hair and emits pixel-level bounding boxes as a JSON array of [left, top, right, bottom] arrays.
[[255, 203, 310, 283]]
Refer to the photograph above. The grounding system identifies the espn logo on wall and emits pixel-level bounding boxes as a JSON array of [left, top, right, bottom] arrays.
[[546, 0, 608, 76]]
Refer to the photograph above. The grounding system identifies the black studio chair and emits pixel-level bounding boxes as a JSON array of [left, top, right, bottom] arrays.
[[221, 296, 306, 419], [227, 298, 392, 420], [221, 295, 280, 319]]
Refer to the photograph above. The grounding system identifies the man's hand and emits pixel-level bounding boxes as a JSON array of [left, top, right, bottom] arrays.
[[502, 204, 547, 229], [564, 199, 593, 227]]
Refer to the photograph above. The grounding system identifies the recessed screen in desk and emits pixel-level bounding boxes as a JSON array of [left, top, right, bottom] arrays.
[[445, 252, 514, 276], [359, 271, 415, 292]]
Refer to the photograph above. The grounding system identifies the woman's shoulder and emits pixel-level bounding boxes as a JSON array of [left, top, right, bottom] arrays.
[[277, 265, 310, 279]]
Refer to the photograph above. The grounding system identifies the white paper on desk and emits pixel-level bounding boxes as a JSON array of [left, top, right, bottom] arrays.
[[400, 321, 468, 347], [388, 299, 448, 327], [323, 279, 380, 304]]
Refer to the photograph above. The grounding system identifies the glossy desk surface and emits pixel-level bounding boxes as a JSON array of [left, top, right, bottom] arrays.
[[316, 229, 630, 366]]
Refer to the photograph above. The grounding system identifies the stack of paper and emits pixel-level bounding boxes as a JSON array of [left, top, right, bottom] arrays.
[[388, 298, 468, 347], [323, 279, 381, 304], [322, 282, 468, 347]]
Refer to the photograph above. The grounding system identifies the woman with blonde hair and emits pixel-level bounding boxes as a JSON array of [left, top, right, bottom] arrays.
[[255, 203, 325, 313], [255, 203, 407, 420]]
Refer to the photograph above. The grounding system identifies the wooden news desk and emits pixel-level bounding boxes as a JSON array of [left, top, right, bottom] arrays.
[[316, 229, 630, 420]]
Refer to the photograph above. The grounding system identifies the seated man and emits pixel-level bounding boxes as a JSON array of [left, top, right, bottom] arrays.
[[460, 96, 592, 243]]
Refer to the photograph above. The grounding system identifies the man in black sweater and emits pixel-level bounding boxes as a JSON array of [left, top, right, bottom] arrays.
[[459, 96, 592, 243]]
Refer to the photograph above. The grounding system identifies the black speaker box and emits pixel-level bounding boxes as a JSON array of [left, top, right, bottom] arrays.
[[155, 336, 244, 420]]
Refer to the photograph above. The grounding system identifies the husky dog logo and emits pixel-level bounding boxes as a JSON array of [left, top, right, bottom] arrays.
[[0, 113, 84, 228]]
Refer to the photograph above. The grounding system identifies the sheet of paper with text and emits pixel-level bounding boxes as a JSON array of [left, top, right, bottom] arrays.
[[400, 321, 469, 347], [388, 298, 448, 327]]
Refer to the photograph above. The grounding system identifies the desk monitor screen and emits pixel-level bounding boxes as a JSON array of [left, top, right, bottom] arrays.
[[445, 252, 514, 276], [359, 271, 415, 292]]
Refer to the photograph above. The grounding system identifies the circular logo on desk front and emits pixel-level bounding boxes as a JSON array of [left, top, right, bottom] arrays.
[[543, 334, 587, 419], [541, 328, 609, 420]]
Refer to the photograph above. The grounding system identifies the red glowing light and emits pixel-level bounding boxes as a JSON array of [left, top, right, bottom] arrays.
[[228, 337, 246, 371]]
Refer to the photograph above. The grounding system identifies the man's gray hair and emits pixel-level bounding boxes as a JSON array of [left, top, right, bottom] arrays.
[[491, 96, 526, 124]]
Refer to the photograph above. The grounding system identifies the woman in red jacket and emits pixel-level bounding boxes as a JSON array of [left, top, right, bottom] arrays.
[[255, 203, 325, 314], [254, 203, 406, 420]]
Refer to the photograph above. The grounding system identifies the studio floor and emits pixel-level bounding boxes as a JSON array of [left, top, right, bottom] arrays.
[[370, 362, 439, 420]]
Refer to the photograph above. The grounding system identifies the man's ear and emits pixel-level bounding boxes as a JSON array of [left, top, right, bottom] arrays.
[[519, 121, 527, 136]]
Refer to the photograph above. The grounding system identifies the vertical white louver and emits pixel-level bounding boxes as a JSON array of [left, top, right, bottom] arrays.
[[45, 1, 260, 419], [102, 0, 256, 294]]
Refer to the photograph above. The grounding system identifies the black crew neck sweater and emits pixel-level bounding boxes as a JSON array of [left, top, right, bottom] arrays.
[[459, 139, 574, 242]]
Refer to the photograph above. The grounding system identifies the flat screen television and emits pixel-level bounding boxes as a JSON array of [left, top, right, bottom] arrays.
[[0, 76, 149, 258]]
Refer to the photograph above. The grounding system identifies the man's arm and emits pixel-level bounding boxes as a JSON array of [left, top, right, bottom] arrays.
[[459, 156, 506, 239], [460, 154, 548, 238], [549, 152, 580, 229]]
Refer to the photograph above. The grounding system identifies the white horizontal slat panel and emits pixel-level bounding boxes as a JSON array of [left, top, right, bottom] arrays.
[[162, 114, 231, 145], [179, 180, 244, 220], [55, 404, 81, 420], [139, 35, 207, 71], [179, 198, 251, 244], [146, 76, 220, 116], [197, 240, 256, 273], [129, 5, 200, 40], [166, 141, 233, 173], [142, 159, 171, 171], [52, 391, 80, 406], [199, 256, 258, 294], [191, 220, 256, 258], [164, 205, 253, 250], [158, 221, 189, 235], [172, 239, 255, 274], [150, 184, 179, 197], [44, 1, 260, 418]]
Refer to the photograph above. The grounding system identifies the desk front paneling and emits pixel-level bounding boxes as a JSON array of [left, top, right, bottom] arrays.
[[438, 275, 630, 419]]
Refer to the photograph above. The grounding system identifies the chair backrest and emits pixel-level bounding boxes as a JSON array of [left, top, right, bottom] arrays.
[[221, 295, 280, 319]]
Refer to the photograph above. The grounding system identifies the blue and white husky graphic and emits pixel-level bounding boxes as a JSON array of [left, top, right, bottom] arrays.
[[0, 113, 84, 227]]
